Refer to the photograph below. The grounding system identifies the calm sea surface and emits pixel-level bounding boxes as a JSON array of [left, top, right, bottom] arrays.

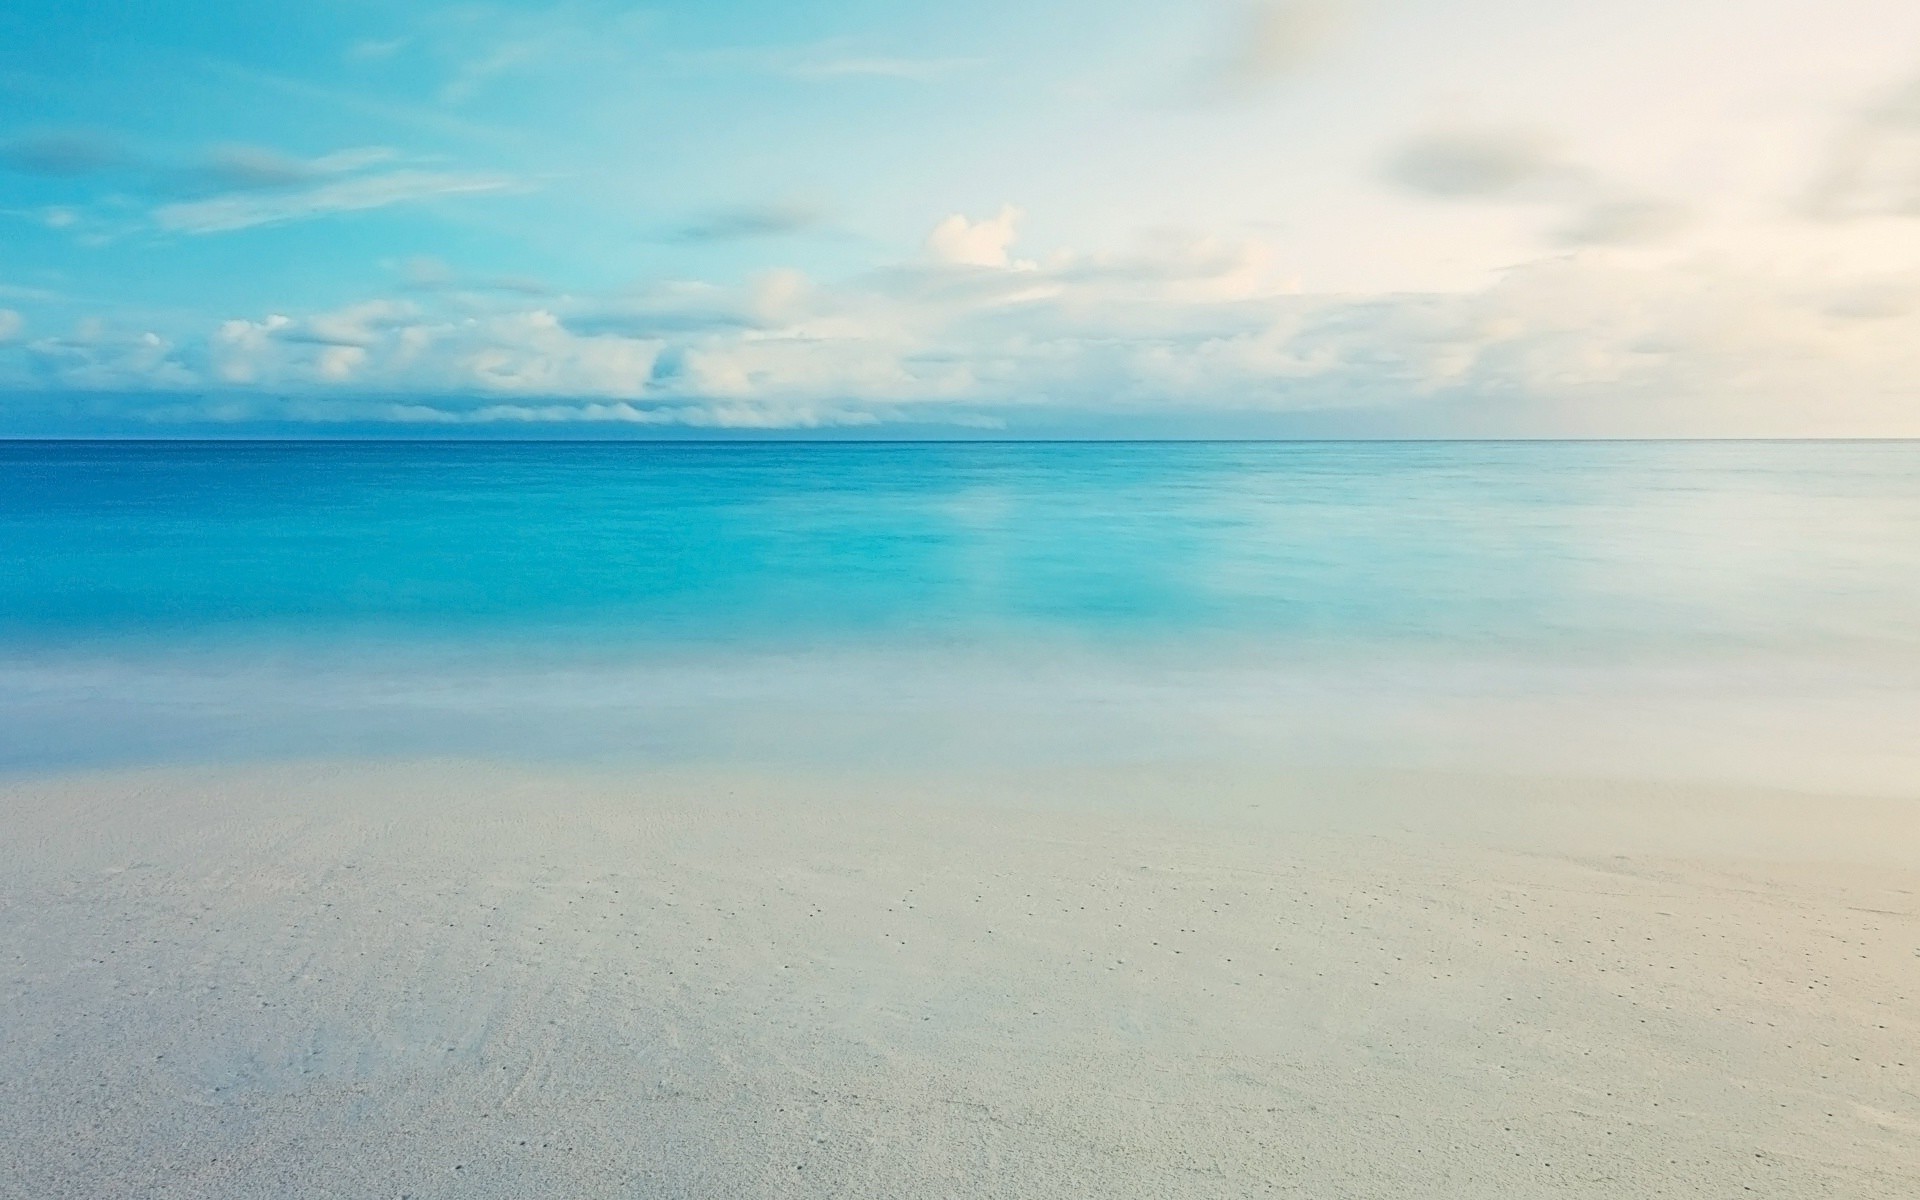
[[4, 440, 1918, 777]]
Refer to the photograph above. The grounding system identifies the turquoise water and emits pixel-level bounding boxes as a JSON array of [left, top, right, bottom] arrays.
[[4, 440, 1919, 776], [6, 440, 1919, 650]]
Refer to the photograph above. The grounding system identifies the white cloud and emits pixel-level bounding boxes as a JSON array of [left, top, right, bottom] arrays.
[[300, 300, 420, 348], [11, 208, 1920, 436], [155, 169, 516, 234], [16, 323, 196, 390], [316, 345, 369, 381], [0, 309, 20, 342], [926, 206, 1028, 268], [205, 303, 663, 397], [212, 314, 292, 383]]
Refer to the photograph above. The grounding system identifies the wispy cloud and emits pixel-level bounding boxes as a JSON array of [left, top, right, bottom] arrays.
[[1, 130, 127, 177], [691, 41, 980, 84], [0, 280, 65, 303], [786, 55, 978, 82], [155, 169, 518, 234], [669, 203, 826, 243], [4, 133, 482, 243], [400, 257, 553, 296], [1382, 127, 1571, 199], [346, 37, 410, 63], [201, 59, 507, 144], [195, 144, 400, 191], [403, 3, 659, 105]]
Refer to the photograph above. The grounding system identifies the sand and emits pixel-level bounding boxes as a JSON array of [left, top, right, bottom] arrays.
[[2, 761, 1916, 1198]]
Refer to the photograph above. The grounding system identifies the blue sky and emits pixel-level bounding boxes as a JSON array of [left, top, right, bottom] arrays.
[[3, 0, 1920, 436]]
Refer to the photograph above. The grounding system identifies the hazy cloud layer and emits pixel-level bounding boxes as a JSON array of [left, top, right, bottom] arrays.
[[1201, 1, 1351, 97], [1808, 76, 1920, 219], [1383, 126, 1691, 248], [1551, 198, 1691, 247], [7, 210, 1918, 435], [1383, 128, 1569, 199]]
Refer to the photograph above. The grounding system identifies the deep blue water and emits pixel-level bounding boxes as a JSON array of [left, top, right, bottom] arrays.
[[4, 440, 1918, 654], [4, 440, 1919, 775]]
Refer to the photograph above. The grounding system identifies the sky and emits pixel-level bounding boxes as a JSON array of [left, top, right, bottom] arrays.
[[3, 0, 1920, 437]]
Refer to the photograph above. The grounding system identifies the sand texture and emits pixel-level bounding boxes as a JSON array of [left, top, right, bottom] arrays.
[[2, 762, 1917, 1198]]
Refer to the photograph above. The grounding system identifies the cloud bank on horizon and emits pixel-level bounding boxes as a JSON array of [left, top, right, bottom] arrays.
[[3, 0, 1920, 436]]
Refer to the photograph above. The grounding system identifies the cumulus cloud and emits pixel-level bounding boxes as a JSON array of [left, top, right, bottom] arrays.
[[8, 209, 1920, 436], [207, 303, 665, 397], [15, 320, 197, 390], [293, 300, 421, 348], [926, 206, 1028, 268], [155, 169, 516, 233]]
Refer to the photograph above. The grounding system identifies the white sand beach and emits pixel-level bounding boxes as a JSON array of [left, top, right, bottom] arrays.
[[2, 761, 1915, 1198]]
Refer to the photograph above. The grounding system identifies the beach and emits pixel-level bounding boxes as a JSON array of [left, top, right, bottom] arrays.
[[4, 760, 1915, 1198], [11, 0, 1920, 1189]]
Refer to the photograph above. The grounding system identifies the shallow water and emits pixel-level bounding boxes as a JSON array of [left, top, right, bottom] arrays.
[[4, 440, 1918, 780]]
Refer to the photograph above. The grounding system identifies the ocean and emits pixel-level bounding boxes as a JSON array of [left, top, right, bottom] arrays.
[[4, 439, 1919, 784]]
